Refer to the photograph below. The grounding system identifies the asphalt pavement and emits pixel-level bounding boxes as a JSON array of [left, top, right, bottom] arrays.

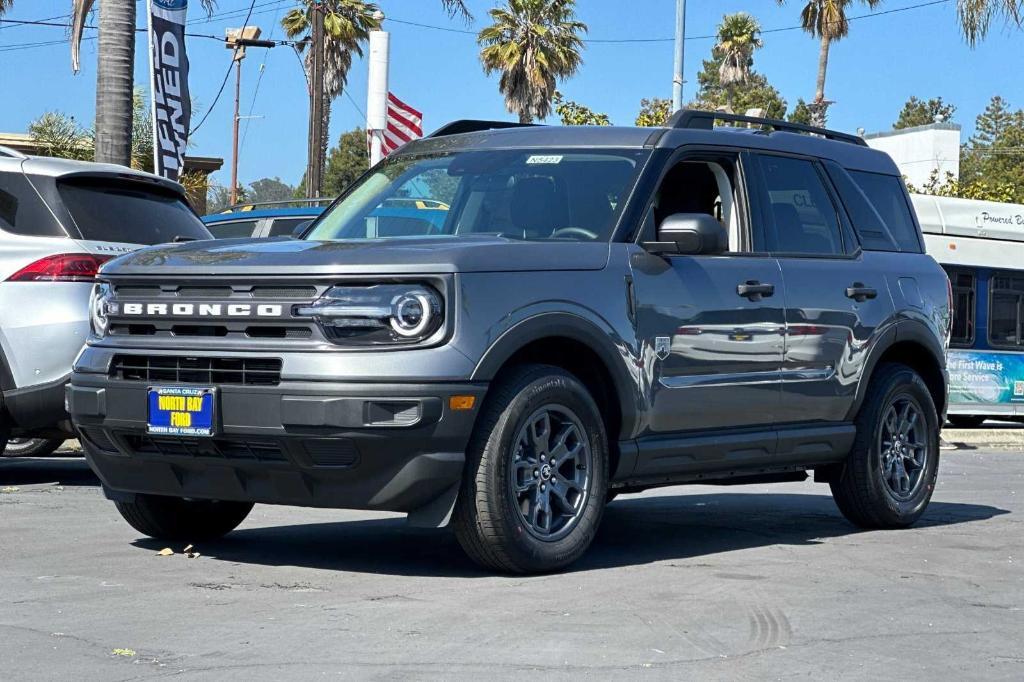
[[0, 441, 1021, 680]]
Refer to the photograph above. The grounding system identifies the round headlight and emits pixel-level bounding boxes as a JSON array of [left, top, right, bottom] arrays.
[[391, 292, 433, 337]]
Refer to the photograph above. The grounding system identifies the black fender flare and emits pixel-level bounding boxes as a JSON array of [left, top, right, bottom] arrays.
[[844, 318, 947, 421], [470, 312, 640, 438]]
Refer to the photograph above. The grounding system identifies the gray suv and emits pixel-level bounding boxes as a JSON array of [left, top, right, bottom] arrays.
[[69, 112, 951, 573]]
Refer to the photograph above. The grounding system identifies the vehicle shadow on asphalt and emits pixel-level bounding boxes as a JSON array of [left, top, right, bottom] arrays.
[[0, 456, 98, 487], [131, 492, 1009, 578]]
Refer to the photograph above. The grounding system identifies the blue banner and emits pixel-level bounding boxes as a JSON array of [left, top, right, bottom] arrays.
[[948, 350, 1024, 405]]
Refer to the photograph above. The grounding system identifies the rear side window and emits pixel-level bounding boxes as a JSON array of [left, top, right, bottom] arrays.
[[0, 171, 66, 237], [850, 171, 922, 253], [267, 217, 310, 238], [58, 179, 211, 245], [207, 219, 259, 239], [757, 155, 845, 256]]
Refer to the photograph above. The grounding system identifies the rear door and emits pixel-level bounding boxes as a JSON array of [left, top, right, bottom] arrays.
[[751, 153, 894, 424]]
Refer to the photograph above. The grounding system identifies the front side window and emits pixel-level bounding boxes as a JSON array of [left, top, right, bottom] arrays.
[[306, 149, 647, 243], [758, 155, 845, 256], [652, 156, 745, 252], [990, 272, 1024, 349], [944, 267, 976, 347], [59, 179, 211, 245]]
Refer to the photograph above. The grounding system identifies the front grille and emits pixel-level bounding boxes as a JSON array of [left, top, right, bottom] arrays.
[[111, 355, 282, 386], [125, 434, 286, 462], [113, 284, 318, 299]]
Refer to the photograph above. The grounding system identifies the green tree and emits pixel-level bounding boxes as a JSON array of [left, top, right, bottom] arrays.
[[713, 13, 764, 111], [788, 98, 813, 124], [478, 0, 587, 123], [894, 96, 956, 129], [322, 127, 370, 196], [958, 96, 1024, 203], [635, 97, 672, 127], [248, 177, 296, 204], [283, 1, 381, 193], [777, 0, 882, 126], [969, 95, 1017, 147], [553, 92, 610, 125], [957, 1, 1023, 46]]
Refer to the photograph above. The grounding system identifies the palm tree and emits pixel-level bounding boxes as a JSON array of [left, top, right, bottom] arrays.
[[69, 0, 214, 168], [958, 0, 1023, 46], [777, 0, 881, 127], [282, 1, 381, 194], [0, 1, 12, 14], [478, 0, 587, 124], [714, 12, 764, 112]]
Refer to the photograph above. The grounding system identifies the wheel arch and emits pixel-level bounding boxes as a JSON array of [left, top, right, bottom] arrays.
[[847, 319, 948, 422], [471, 313, 639, 477]]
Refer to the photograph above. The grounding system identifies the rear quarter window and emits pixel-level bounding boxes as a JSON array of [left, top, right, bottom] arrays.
[[207, 219, 259, 239], [0, 171, 67, 237], [849, 170, 922, 253]]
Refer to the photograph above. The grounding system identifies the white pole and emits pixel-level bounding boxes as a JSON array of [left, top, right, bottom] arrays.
[[367, 29, 390, 167], [672, 0, 686, 112]]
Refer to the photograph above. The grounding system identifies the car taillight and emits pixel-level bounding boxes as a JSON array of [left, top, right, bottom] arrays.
[[6, 254, 113, 282]]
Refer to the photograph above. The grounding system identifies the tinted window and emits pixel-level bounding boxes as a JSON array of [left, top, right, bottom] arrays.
[[207, 219, 259, 239], [758, 155, 844, 255], [990, 272, 1024, 349], [307, 149, 645, 242], [850, 171, 922, 252], [58, 179, 210, 245], [267, 217, 311, 238], [944, 267, 976, 347], [0, 171, 66, 237]]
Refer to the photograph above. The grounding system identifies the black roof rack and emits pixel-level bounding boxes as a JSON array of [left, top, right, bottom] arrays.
[[667, 109, 867, 147], [427, 119, 540, 138]]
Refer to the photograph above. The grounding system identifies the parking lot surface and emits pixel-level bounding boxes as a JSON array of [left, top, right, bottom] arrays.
[[1, 446, 1021, 680]]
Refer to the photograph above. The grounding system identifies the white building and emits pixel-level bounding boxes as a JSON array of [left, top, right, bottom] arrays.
[[863, 122, 961, 188]]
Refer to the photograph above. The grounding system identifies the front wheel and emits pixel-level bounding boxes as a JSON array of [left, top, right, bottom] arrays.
[[831, 363, 940, 528], [453, 365, 608, 573], [115, 494, 253, 542]]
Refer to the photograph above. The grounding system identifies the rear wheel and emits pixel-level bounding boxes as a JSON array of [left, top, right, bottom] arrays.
[[948, 415, 986, 429], [3, 438, 64, 458], [453, 365, 608, 573], [115, 494, 253, 542], [831, 363, 939, 528]]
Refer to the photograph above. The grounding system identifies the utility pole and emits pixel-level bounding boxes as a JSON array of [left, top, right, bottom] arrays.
[[226, 27, 276, 206], [305, 3, 326, 198], [672, 0, 686, 112]]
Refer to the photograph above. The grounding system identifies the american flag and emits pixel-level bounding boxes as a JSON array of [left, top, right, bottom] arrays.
[[380, 92, 423, 157]]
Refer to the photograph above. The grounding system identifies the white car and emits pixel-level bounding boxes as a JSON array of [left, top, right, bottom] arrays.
[[0, 146, 211, 456]]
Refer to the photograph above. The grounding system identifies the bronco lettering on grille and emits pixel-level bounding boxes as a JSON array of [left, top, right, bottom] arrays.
[[121, 303, 284, 317]]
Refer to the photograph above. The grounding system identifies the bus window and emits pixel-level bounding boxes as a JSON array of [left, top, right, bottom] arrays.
[[990, 272, 1024, 349], [944, 267, 976, 347]]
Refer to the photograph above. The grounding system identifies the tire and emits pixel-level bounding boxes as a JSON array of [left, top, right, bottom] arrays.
[[948, 415, 986, 429], [831, 363, 940, 529], [453, 364, 608, 573], [3, 438, 64, 458], [114, 494, 253, 542]]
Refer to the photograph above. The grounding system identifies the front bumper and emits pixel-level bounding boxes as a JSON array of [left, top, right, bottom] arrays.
[[68, 373, 486, 517]]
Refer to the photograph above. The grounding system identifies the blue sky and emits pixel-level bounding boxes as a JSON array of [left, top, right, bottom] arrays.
[[1, 0, 1021, 190]]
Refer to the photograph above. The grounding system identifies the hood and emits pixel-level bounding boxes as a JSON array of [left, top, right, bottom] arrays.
[[99, 235, 611, 277]]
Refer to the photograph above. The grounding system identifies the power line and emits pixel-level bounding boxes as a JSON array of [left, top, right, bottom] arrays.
[[240, 0, 286, 152], [189, 0, 259, 136]]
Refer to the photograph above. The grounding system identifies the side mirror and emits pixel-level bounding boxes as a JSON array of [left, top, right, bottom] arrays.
[[643, 213, 727, 256], [292, 220, 312, 239]]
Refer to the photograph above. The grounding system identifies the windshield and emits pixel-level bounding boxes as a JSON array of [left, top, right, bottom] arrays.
[[306, 149, 647, 243], [58, 178, 211, 245]]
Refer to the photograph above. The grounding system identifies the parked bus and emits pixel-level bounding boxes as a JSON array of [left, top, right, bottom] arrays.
[[914, 194, 1024, 427]]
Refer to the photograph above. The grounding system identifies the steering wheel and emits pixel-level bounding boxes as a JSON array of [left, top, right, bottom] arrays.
[[550, 227, 598, 240]]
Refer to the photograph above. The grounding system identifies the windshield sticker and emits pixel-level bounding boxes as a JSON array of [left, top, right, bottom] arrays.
[[526, 155, 563, 165]]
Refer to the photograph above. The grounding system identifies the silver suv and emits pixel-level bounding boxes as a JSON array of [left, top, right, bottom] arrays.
[[0, 147, 210, 456]]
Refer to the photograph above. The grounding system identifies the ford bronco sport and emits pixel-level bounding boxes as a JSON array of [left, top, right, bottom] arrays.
[[69, 111, 950, 573]]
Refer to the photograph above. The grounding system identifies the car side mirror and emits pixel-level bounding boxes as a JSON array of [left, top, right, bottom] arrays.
[[291, 220, 312, 239], [643, 213, 727, 256]]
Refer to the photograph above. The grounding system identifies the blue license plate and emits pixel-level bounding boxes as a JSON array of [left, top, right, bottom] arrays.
[[147, 386, 216, 437]]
